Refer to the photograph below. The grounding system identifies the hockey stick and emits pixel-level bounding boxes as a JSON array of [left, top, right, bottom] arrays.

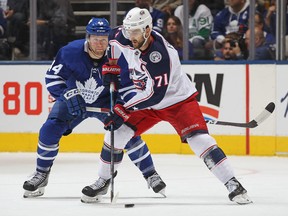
[[87, 102, 275, 129], [86, 107, 109, 113], [205, 102, 275, 128], [109, 83, 115, 203]]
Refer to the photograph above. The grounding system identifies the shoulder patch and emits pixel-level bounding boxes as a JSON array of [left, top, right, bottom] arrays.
[[149, 51, 162, 63]]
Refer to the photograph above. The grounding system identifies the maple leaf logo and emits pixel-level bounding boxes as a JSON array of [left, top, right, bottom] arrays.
[[76, 77, 104, 104]]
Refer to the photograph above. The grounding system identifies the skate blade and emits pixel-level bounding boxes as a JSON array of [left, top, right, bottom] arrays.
[[23, 187, 45, 198], [81, 194, 102, 203], [232, 193, 253, 205], [158, 188, 166, 198], [111, 192, 119, 204]]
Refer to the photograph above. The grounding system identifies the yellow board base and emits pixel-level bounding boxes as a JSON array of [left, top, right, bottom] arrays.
[[0, 133, 286, 156]]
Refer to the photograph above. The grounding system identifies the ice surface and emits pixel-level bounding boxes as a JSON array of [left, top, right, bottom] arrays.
[[0, 153, 287, 216]]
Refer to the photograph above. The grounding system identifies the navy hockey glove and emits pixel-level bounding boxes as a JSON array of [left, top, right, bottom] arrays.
[[61, 88, 86, 117], [102, 63, 121, 90], [104, 104, 130, 130]]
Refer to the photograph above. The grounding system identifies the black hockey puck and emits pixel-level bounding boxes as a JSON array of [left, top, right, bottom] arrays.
[[124, 203, 135, 208]]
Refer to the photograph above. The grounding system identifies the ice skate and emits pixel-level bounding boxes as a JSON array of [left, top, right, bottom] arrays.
[[81, 171, 117, 203], [145, 171, 166, 197], [23, 171, 50, 198], [225, 177, 253, 205]]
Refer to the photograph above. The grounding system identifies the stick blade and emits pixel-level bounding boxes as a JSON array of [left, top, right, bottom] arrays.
[[253, 102, 275, 126], [206, 102, 275, 128]]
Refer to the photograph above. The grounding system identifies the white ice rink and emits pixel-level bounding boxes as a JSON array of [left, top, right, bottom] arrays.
[[0, 153, 287, 216]]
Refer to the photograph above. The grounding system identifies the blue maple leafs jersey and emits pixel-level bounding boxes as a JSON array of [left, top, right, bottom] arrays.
[[149, 6, 165, 33], [45, 39, 110, 109], [211, 2, 249, 41]]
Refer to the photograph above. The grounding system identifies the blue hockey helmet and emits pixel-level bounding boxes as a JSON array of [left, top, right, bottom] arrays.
[[86, 17, 110, 36]]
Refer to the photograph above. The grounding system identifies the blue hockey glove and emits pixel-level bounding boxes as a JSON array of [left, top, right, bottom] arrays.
[[104, 104, 130, 130], [102, 63, 121, 90], [61, 88, 86, 117]]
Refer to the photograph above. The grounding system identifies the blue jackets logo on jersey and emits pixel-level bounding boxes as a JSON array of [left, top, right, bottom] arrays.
[[149, 51, 162, 63], [129, 68, 148, 90], [76, 78, 105, 104]]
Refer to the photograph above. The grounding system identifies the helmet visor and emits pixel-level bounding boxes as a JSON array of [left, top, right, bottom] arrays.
[[122, 28, 143, 39]]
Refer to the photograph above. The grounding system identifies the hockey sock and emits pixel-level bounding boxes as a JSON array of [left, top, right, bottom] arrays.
[[98, 141, 123, 179], [36, 141, 59, 172], [100, 141, 124, 164], [201, 145, 234, 184], [125, 136, 155, 178], [187, 134, 234, 184], [36, 118, 69, 172]]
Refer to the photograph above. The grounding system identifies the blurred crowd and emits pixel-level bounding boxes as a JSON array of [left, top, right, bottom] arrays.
[[0, 0, 76, 60], [0, 0, 286, 61]]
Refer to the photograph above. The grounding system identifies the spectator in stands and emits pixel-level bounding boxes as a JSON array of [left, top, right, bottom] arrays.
[[254, 11, 275, 45], [214, 32, 244, 60], [164, 15, 194, 60], [214, 39, 243, 60], [29, 0, 76, 60], [203, 0, 226, 18], [0, 0, 7, 10], [133, 0, 165, 34], [4, 0, 29, 58], [0, 4, 12, 60], [264, 0, 288, 38], [244, 26, 275, 60], [54, 0, 76, 45], [0, 6, 6, 38], [211, 0, 250, 49], [174, 0, 213, 60], [256, 0, 267, 14], [152, 0, 182, 20]]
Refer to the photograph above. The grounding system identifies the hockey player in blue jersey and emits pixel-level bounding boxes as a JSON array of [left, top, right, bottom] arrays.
[[81, 7, 252, 205], [22, 17, 166, 199]]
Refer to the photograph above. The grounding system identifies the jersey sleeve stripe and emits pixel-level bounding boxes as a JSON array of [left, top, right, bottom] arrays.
[[46, 80, 66, 88]]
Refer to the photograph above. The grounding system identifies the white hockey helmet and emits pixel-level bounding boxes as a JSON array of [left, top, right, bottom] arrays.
[[123, 7, 152, 37]]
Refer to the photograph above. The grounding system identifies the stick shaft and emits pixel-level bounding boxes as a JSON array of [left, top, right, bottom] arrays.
[[86, 107, 109, 113], [206, 102, 275, 128], [110, 83, 115, 203]]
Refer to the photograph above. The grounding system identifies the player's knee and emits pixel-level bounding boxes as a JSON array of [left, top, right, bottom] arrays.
[[125, 137, 149, 162], [187, 133, 217, 157], [124, 136, 141, 149], [104, 124, 134, 149], [39, 118, 69, 144], [187, 134, 227, 170]]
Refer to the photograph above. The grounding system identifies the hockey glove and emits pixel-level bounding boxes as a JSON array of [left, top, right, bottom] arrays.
[[60, 88, 86, 118], [104, 104, 130, 130], [102, 63, 121, 90]]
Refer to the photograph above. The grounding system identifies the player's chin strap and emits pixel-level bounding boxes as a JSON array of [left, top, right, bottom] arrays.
[[139, 28, 151, 50]]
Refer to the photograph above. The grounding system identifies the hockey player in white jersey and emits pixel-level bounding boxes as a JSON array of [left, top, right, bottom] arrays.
[[22, 17, 166, 200], [81, 7, 252, 205]]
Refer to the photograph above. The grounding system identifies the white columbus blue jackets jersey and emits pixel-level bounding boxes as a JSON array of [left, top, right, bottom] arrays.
[[108, 27, 197, 111], [45, 39, 110, 108]]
